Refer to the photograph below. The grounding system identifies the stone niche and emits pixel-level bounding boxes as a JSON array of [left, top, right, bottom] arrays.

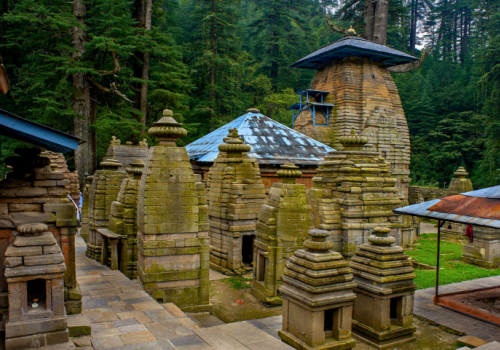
[[105, 136, 149, 172], [350, 227, 417, 349], [4, 223, 68, 350], [279, 229, 357, 350], [206, 128, 267, 275], [80, 175, 93, 243], [86, 158, 126, 262], [308, 130, 412, 258], [0, 148, 81, 316], [107, 159, 144, 278], [461, 226, 500, 269], [252, 163, 313, 305], [137, 110, 211, 311]]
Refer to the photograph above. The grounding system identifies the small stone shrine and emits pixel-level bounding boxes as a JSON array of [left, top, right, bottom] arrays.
[[308, 130, 411, 257], [349, 226, 417, 349], [206, 128, 267, 274], [137, 109, 211, 311], [279, 229, 357, 350], [80, 175, 93, 243], [40, 151, 80, 203], [461, 226, 500, 269], [252, 163, 313, 305], [0, 148, 81, 315], [107, 159, 144, 278], [86, 158, 126, 262], [105, 136, 149, 172], [4, 223, 68, 350]]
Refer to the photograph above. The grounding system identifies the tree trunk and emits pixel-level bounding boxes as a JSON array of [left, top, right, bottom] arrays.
[[72, 0, 95, 186], [453, 7, 458, 61], [139, 0, 152, 129], [410, 0, 417, 54], [209, 0, 216, 130], [461, 9, 469, 62], [271, 13, 278, 80], [364, 0, 375, 41], [373, 0, 388, 44]]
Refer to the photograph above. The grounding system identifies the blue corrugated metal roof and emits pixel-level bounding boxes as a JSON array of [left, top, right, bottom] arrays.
[[393, 185, 500, 229], [291, 36, 418, 69], [0, 109, 83, 153], [186, 111, 335, 165]]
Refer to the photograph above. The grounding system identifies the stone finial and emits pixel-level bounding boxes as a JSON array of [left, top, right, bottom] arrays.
[[346, 25, 357, 36], [16, 223, 48, 236], [100, 157, 122, 170], [148, 109, 187, 146], [126, 159, 145, 178], [277, 163, 302, 184], [110, 136, 121, 145], [126, 141, 133, 145], [303, 229, 335, 252], [247, 108, 261, 113], [139, 139, 148, 146], [219, 128, 251, 153], [367, 226, 395, 246], [454, 166, 469, 178], [339, 128, 368, 150]]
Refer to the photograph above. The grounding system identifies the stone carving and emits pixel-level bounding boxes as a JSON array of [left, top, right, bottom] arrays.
[[137, 109, 211, 311], [252, 163, 313, 305], [110, 136, 121, 145], [4, 225, 68, 349], [308, 129, 413, 256], [206, 128, 267, 274], [279, 229, 357, 350], [107, 159, 144, 278], [350, 226, 417, 349], [86, 158, 126, 262]]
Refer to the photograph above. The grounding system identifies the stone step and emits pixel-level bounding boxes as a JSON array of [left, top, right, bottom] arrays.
[[474, 342, 500, 350], [67, 314, 91, 337], [186, 312, 226, 328], [458, 335, 489, 348]]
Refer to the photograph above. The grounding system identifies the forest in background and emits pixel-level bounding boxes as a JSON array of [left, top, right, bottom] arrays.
[[0, 0, 499, 189]]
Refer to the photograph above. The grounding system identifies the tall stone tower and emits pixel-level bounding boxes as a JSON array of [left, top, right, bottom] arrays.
[[290, 29, 419, 201], [137, 110, 211, 311]]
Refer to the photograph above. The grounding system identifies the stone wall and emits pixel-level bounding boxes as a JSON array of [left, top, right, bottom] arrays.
[[206, 129, 267, 275], [136, 110, 210, 311], [0, 148, 81, 315]]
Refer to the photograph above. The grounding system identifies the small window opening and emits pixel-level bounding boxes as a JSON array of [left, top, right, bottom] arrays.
[[257, 253, 266, 282], [373, 74, 376, 79], [324, 309, 334, 332], [381, 151, 387, 159], [390, 298, 398, 320], [27, 279, 46, 310], [242, 235, 254, 265], [156, 298, 163, 303]]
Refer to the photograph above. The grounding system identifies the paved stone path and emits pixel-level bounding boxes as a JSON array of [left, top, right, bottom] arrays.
[[414, 275, 500, 342], [75, 234, 293, 350]]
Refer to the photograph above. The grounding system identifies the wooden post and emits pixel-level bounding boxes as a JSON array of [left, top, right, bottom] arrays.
[[435, 220, 441, 304]]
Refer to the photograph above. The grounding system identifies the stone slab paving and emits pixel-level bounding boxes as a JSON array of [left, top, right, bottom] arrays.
[[414, 275, 500, 342], [74, 234, 293, 350]]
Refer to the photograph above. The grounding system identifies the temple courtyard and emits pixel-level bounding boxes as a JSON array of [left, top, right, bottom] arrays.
[[61, 228, 499, 350]]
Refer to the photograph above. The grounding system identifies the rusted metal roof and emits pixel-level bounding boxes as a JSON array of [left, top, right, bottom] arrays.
[[186, 110, 334, 165], [393, 185, 500, 229], [291, 36, 418, 70]]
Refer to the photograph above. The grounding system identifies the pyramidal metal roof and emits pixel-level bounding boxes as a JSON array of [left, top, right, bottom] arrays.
[[186, 110, 335, 165], [291, 36, 418, 69]]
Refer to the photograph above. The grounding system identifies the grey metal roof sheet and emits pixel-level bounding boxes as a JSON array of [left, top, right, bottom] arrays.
[[393, 185, 500, 229], [185, 111, 335, 165], [291, 36, 418, 69]]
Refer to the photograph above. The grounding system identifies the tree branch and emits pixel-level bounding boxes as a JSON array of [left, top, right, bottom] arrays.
[[96, 51, 120, 75], [326, 16, 348, 35], [388, 44, 433, 73], [86, 77, 133, 102]]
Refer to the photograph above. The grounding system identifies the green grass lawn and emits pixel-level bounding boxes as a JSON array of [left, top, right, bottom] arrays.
[[406, 233, 500, 289]]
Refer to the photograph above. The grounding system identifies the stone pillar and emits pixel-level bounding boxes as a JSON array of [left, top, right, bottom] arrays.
[[350, 227, 417, 349], [137, 109, 211, 311], [0, 148, 81, 315], [206, 128, 267, 275], [279, 229, 357, 350], [461, 226, 500, 268], [108, 160, 144, 278], [86, 158, 126, 262], [80, 175, 93, 243], [4, 223, 68, 350], [251, 163, 313, 305], [308, 129, 410, 257]]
